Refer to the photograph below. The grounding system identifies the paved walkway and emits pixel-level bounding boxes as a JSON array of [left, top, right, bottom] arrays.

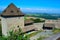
[[44, 33, 60, 40], [30, 31, 53, 40]]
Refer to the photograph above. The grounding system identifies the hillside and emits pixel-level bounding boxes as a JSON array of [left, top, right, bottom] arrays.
[[25, 13, 60, 20]]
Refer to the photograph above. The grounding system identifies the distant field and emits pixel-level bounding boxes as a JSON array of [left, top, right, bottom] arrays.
[[25, 13, 59, 20]]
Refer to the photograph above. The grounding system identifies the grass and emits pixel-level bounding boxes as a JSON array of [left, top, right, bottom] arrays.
[[37, 28, 60, 40], [52, 28, 60, 34], [26, 30, 43, 38], [0, 24, 2, 36], [37, 36, 46, 40]]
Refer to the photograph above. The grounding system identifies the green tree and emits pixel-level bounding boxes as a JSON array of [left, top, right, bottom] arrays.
[[33, 18, 40, 23]]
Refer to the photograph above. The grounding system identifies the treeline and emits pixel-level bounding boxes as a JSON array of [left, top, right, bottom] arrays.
[[25, 13, 58, 20]]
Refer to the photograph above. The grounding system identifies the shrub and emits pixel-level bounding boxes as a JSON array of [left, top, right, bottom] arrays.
[[33, 18, 45, 23], [0, 24, 2, 36], [0, 27, 30, 40], [52, 28, 60, 34]]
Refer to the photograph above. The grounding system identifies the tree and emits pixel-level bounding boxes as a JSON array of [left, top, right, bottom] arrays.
[[33, 18, 40, 23]]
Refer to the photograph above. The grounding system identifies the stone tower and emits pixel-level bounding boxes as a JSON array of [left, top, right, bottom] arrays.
[[1, 3, 24, 36]]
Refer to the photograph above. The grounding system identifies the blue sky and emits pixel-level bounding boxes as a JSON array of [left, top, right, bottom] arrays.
[[0, 0, 60, 13]]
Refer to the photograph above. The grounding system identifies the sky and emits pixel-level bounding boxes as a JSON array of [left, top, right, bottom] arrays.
[[0, 0, 60, 13]]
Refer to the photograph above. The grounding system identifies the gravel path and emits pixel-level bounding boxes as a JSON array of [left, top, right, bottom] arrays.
[[30, 31, 53, 40], [44, 33, 60, 40]]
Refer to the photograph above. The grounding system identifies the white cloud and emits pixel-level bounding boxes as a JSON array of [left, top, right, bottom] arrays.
[[0, 6, 6, 11], [21, 8, 60, 13], [0, 6, 60, 13], [21, 8, 47, 10]]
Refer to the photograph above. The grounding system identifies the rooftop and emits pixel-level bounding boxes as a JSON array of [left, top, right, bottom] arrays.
[[1, 3, 24, 17]]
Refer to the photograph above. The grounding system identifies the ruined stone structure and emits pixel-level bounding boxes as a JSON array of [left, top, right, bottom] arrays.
[[1, 3, 24, 36], [1, 3, 36, 36]]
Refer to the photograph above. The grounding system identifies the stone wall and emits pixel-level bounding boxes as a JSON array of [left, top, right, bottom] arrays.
[[1, 17, 24, 36], [23, 25, 36, 32], [34, 23, 44, 30]]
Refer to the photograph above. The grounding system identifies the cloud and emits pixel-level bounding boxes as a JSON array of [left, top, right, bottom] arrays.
[[21, 8, 47, 10], [0, 6, 6, 11], [21, 8, 48, 13], [21, 8, 60, 13], [0, 6, 60, 13]]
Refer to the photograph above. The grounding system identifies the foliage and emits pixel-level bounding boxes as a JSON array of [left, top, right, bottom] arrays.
[[31, 18, 45, 23], [52, 28, 60, 34], [30, 18, 34, 21], [37, 36, 46, 40], [25, 13, 58, 20], [26, 30, 43, 38], [0, 24, 2, 36], [24, 17, 45, 23], [26, 32, 37, 38], [0, 27, 30, 40], [24, 17, 27, 20]]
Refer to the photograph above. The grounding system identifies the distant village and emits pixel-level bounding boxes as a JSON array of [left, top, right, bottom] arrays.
[[0, 3, 60, 37]]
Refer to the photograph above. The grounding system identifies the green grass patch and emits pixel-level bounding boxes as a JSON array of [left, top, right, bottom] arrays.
[[52, 28, 60, 34], [0, 24, 2, 36], [26, 30, 43, 38], [37, 36, 46, 40]]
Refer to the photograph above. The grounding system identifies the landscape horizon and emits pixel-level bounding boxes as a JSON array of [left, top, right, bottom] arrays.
[[0, 0, 60, 40]]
